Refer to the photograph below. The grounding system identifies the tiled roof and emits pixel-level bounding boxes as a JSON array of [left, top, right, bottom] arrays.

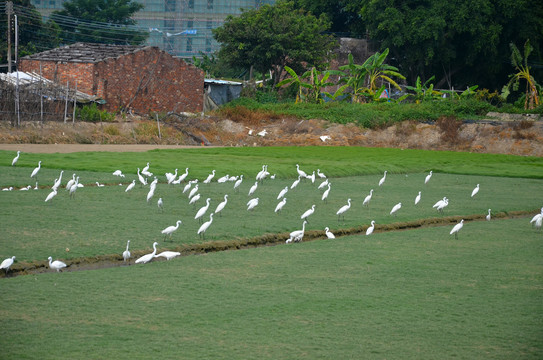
[[22, 42, 148, 63]]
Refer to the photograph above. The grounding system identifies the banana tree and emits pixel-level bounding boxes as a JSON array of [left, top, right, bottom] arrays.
[[302, 67, 347, 104], [501, 39, 541, 110], [405, 75, 443, 102], [364, 48, 405, 97], [276, 66, 307, 103], [339, 53, 369, 103]]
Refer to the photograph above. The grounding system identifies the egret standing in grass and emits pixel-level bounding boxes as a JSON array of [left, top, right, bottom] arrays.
[[324, 227, 335, 239], [247, 198, 259, 211], [318, 178, 329, 190], [161, 220, 182, 241], [44, 188, 57, 203], [135, 242, 159, 264], [156, 251, 181, 260], [415, 191, 422, 205], [450, 219, 464, 239], [204, 170, 216, 184], [275, 198, 287, 213], [113, 170, 125, 178], [366, 221, 375, 236], [188, 184, 199, 199], [52, 170, 64, 191], [233, 175, 243, 192], [390, 202, 402, 216], [301, 205, 316, 222], [425, 171, 433, 184], [123, 240, 131, 263], [11, 151, 20, 166], [48, 256, 67, 272], [65, 174, 76, 191], [471, 184, 480, 198], [178, 168, 189, 183], [363, 189, 374, 207], [125, 180, 136, 192], [157, 198, 164, 213], [296, 164, 307, 178], [1, 256, 15, 275], [486, 209, 492, 221], [248, 181, 258, 196], [30, 161, 42, 181], [198, 213, 214, 239], [290, 176, 302, 190], [378, 171, 387, 186], [215, 194, 228, 216], [336, 198, 352, 222], [321, 183, 331, 203], [277, 186, 288, 200], [195, 198, 211, 223], [287, 221, 307, 243]]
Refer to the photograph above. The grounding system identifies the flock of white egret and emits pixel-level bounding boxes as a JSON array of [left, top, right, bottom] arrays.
[[2, 150, 541, 275]]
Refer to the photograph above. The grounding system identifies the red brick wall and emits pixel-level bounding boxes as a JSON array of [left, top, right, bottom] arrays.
[[19, 47, 204, 114]]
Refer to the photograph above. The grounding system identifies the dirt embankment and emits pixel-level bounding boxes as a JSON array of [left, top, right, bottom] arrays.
[[0, 112, 542, 156]]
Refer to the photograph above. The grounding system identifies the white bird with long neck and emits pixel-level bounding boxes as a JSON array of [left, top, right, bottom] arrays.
[[142, 162, 150, 174], [301, 205, 316, 222], [157, 198, 164, 212], [69, 177, 79, 198], [366, 221, 375, 236], [1, 256, 15, 275], [65, 174, 76, 190], [317, 169, 326, 178], [183, 179, 197, 194], [166, 168, 178, 184], [161, 220, 182, 241], [45, 188, 57, 203], [178, 168, 189, 183], [450, 219, 464, 239], [336, 198, 352, 222], [188, 184, 199, 199], [277, 186, 288, 200], [363, 189, 374, 207], [256, 165, 266, 181], [112, 170, 125, 178], [137, 168, 147, 186], [248, 181, 258, 196], [307, 171, 316, 184], [195, 198, 211, 222], [296, 164, 307, 178], [275, 198, 287, 213], [96, 182, 105, 187], [318, 178, 329, 190], [471, 184, 480, 198], [486, 209, 491, 221], [324, 227, 335, 239], [156, 251, 181, 260], [135, 242, 159, 264], [425, 171, 433, 184], [390, 202, 402, 216], [530, 208, 543, 229], [48, 256, 67, 272], [233, 175, 243, 192], [321, 183, 331, 203], [141, 163, 153, 177], [217, 174, 229, 183], [378, 171, 387, 186], [436, 198, 449, 213], [11, 151, 20, 166], [203, 170, 216, 184], [287, 221, 307, 243], [52, 170, 64, 191], [214, 195, 228, 216], [291, 176, 302, 190], [189, 193, 201, 205], [247, 197, 259, 211], [415, 191, 422, 205], [146, 186, 155, 203], [125, 180, 136, 192], [198, 213, 214, 239], [30, 161, 42, 180], [20, 185, 31, 191], [123, 240, 131, 263]]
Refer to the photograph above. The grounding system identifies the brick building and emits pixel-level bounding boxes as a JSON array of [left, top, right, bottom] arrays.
[[19, 43, 204, 114]]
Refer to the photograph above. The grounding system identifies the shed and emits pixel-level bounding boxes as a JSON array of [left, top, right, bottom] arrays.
[[204, 79, 243, 111], [19, 43, 204, 114]]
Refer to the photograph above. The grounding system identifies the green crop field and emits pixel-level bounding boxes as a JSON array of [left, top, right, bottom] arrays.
[[0, 146, 542, 359]]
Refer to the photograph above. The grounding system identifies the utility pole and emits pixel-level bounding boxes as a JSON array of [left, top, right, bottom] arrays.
[[6, 1, 13, 73]]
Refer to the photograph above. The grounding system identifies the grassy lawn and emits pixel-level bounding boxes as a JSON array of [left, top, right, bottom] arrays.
[[0, 146, 541, 358]]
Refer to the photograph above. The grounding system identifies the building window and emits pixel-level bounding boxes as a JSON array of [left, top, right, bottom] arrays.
[[186, 38, 193, 53], [207, 0, 213, 10], [205, 38, 212, 53], [206, 18, 212, 29]]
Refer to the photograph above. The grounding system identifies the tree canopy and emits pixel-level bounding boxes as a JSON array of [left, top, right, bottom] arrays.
[[212, 1, 337, 86], [51, 0, 147, 45]]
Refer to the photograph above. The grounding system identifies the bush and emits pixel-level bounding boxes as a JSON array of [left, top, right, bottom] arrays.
[[76, 104, 115, 123]]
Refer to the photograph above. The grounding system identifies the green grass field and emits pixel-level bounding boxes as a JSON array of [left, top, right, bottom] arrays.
[[0, 147, 542, 359]]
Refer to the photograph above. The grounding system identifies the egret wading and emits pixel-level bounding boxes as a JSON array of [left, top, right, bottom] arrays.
[[123, 240, 131, 263], [366, 221, 375, 236], [48, 256, 67, 272], [135, 242, 159, 264]]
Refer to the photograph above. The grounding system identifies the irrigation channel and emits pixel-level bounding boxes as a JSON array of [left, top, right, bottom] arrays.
[[1, 210, 536, 278]]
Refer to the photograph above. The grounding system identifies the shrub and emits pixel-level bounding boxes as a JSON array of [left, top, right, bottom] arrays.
[[76, 104, 115, 123]]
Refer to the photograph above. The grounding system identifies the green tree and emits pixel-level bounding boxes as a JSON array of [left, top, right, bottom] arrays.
[[51, 0, 147, 45], [502, 40, 541, 109], [213, 1, 337, 86], [0, 0, 61, 65], [291, 0, 365, 36]]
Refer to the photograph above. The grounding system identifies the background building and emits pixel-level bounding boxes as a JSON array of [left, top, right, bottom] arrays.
[[30, 0, 275, 59]]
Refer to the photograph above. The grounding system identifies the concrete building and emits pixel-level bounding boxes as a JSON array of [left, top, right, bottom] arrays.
[[19, 42, 204, 113]]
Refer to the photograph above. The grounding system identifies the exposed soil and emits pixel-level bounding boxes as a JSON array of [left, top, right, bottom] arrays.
[[0, 111, 542, 156]]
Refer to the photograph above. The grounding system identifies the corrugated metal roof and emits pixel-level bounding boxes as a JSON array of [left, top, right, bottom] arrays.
[[21, 42, 148, 63]]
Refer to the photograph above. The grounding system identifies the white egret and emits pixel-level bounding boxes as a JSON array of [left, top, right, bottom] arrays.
[[2, 187, 13, 191], [287, 221, 307, 243], [157, 198, 164, 212], [450, 219, 464, 239], [178, 168, 189, 183], [425, 171, 433, 184], [52, 170, 64, 191], [217, 174, 229, 183], [142, 162, 151, 175], [195, 198, 211, 222], [65, 174, 76, 190], [125, 180, 136, 192], [324, 227, 335, 239], [300, 205, 316, 222], [436, 198, 449, 213], [378, 171, 387, 186], [363, 189, 374, 207], [318, 179, 329, 190], [296, 164, 307, 178], [336, 198, 352, 222], [161, 220, 182, 241], [247, 197, 259, 211], [214, 195, 228, 216], [156, 251, 181, 260], [321, 183, 331, 203], [317, 169, 326, 178], [277, 186, 288, 200], [183, 179, 197, 194], [307, 171, 316, 184], [1, 256, 15, 274], [203, 170, 216, 184], [275, 198, 287, 213], [34, 182, 39, 190], [30, 161, 42, 180], [123, 240, 131, 263], [189, 193, 201, 205], [137, 168, 147, 186], [11, 151, 20, 166], [198, 213, 214, 239], [69, 177, 79, 198], [48, 256, 67, 272], [390, 202, 402, 216], [20, 185, 31, 191], [256, 165, 266, 181], [258, 129, 267, 137], [96, 182, 105, 187], [471, 184, 480, 198], [233, 175, 243, 192], [44, 188, 57, 203], [530, 208, 543, 229], [112, 170, 125, 178], [135, 242, 159, 264], [290, 176, 302, 190], [146, 187, 155, 203], [486, 209, 491, 221], [166, 168, 178, 184], [366, 221, 375, 236], [320, 135, 331, 142], [248, 181, 258, 196], [188, 184, 199, 199], [415, 191, 422, 205]]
